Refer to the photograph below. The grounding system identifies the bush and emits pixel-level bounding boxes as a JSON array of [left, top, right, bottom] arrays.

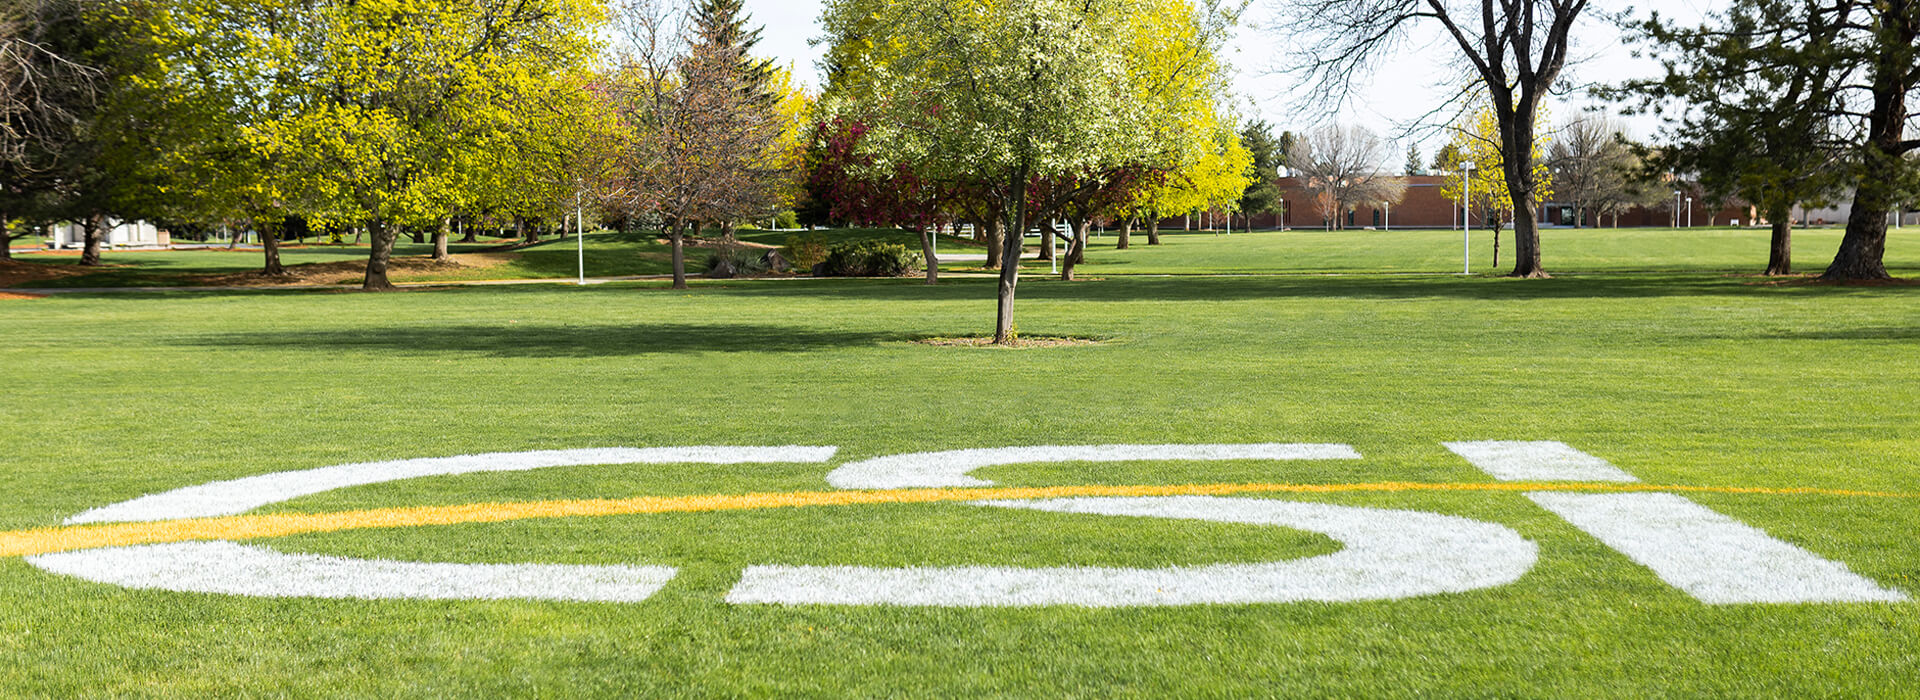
[[783, 232, 829, 271], [774, 210, 800, 229], [704, 247, 770, 278], [817, 240, 922, 277]]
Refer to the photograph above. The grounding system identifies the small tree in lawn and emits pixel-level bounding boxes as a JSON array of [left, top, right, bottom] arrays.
[[1546, 117, 1638, 230], [1440, 106, 1552, 268], [822, 0, 1235, 343]]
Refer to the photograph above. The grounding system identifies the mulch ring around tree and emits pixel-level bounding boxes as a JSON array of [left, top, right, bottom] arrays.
[[0, 291, 48, 300], [913, 335, 1105, 348]]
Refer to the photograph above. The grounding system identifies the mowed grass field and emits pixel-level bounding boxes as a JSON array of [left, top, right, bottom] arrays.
[[12, 225, 1920, 288], [2, 230, 1918, 695]]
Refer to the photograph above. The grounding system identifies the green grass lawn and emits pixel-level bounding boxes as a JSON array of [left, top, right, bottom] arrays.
[[2, 262, 1916, 695], [978, 226, 1920, 276], [4, 228, 985, 288]]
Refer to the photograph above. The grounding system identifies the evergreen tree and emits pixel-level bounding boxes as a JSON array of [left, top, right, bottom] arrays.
[[689, 0, 775, 104], [1404, 143, 1425, 176], [1238, 119, 1284, 224]]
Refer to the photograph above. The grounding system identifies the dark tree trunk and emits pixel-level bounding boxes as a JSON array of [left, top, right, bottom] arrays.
[[1061, 218, 1089, 281], [1117, 218, 1133, 249], [670, 224, 687, 290], [432, 218, 451, 262], [1500, 110, 1549, 278], [995, 165, 1029, 345], [79, 214, 106, 266], [408, 227, 425, 245], [0, 217, 12, 260], [363, 219, 398, 291], [519, 216, 537, 245], [260, 219, 287, 276], [1823, 2, 1913, 280], [1493, 221, 1502, 270], [1766, 206, 1793, 276], [459, 217, 477, 243], [1147, 218, 1161, 245], [690, 221, 704, 241], [1037, 222, 1054, 260], [984, 217, 1005, 270], [919, 226, 939, 285]]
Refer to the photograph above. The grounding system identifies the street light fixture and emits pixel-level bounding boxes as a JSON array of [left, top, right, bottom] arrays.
[[1686, 197, 1694, 228], [1673, 190, 1682, 228]]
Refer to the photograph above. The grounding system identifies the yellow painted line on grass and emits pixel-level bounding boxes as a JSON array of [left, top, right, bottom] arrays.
[[3, 481, 1914, 559]]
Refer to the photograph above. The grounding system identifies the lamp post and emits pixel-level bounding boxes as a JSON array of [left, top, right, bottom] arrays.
[[1686, 197, 1694, 228], [1673, 191, 1681, 228], [575, 190, 585, 286], [1462, 161, 1474, 274]]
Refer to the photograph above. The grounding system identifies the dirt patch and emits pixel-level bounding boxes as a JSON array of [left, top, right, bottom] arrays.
[[0, 259, 98, 287], [0, 291, 47, 300], [192, 256, 475, 287], [914, 336, 1105, 348]]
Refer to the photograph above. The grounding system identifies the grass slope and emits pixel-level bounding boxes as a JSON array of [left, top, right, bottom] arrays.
[[2, 266, 1916, 695]]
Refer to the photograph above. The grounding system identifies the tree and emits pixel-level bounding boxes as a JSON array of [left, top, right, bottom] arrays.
[[1403, 143, 1425, 176], [1439, 106, 1552, 266], [822, 0, 1237, 342], [1289, 124, 1406, 230], [0, 0, 102, 260], [1270, 0, 1592, 277], [1623, 0, 1902, 279], [1546, 117, 1637, 229], [606, 0, 796, 289], [1238, 119, 1285, 229]]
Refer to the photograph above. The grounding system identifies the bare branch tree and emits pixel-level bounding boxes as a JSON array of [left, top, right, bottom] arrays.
[[1268, 0, 1592, 277], [1289, 124, 1406, 230]]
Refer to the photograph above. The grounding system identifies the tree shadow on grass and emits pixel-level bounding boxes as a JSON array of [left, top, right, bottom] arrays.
[[186, 322, 902, 357]]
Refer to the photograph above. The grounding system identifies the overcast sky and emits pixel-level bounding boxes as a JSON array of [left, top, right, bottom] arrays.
[[740, 0, 1727, 159]]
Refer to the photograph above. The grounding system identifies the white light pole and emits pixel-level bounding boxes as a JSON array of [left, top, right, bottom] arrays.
[[1462, 161, 1474, 274], [1686, 197, 1694, 228], [575, 192, 585, 286], [1673, 191, 1681, 228]]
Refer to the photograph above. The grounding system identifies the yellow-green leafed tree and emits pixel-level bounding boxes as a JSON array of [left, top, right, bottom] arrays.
[[1439, 106, 1554, 227], [1121, 116, 1253, 247], [275, 0, 607, 289], [1438, 105, 1553, 269]]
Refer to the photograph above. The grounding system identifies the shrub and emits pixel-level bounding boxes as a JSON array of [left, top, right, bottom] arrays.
[[783, 232, 829, 271], [704, 247, 770, 278], [774, 210, 800, 229], [818, 240, 922, 277]]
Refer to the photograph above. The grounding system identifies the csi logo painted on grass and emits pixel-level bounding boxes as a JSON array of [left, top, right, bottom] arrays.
[[21, 442, 1911, 607]]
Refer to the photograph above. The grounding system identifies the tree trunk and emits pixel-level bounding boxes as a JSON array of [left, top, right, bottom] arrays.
[[670, 224, 688, 290], [1501, 116, 1549, 278], [919, 226, 939, 285], [408, 227, 425, 245], [1147, 218, 1161, 245], [79, 214, 106, 266], [690, 221, 705, 241], [1037, 222, 1054, 260], [995, 165, 1029, 345], [519, 216, 538, 245], [1117, 219, 1133, 249], [432, 218, 451, 262], [363, 219, 398, 291], [1825, 191, 1893, 280], [1493, 222, 1502, 270], [984, 217, 1005, 270], [1765, 206, 1793, 276], [260, 219, 287, 276], [0, 217, 12, 260], [459, 217, 476, 243], [1061, 218, 1090, 281]]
